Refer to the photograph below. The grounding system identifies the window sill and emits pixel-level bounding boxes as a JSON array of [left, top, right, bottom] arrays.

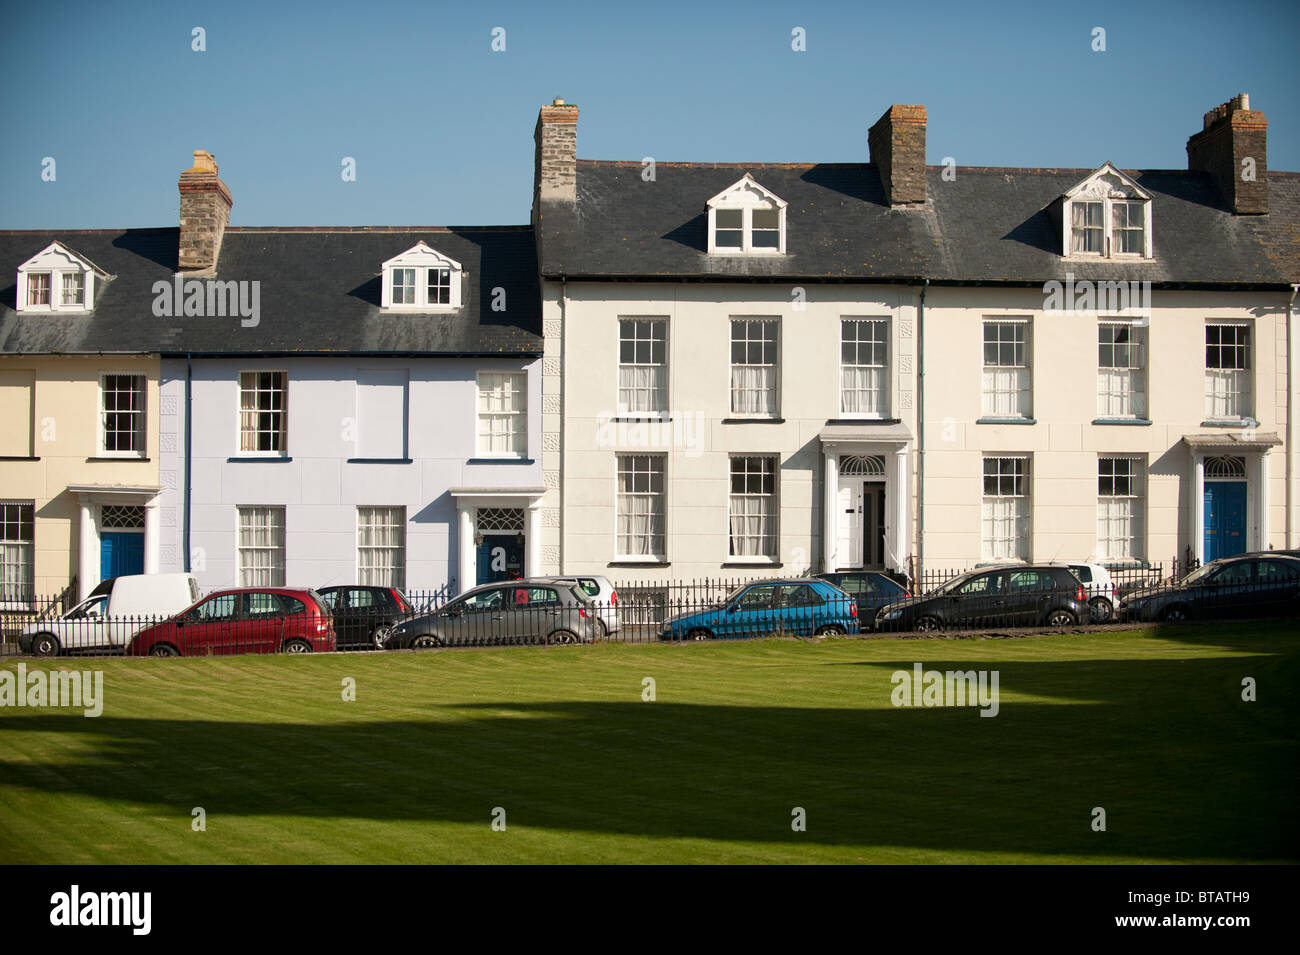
[[722, 560, 782, 568], [86, 456, 150, 462], [0, 455, 40, 461], [227, 456, 293, 462], [608, 559, 669, 567], [1199, 419, 1259, 429], [722, 417, 784, 424], [976, 417, 1036, 425], [828, 417, 900, 425], [1092, 418, 1152, 426], [347, 457, 413, 464], [466, 457, 534, 465]]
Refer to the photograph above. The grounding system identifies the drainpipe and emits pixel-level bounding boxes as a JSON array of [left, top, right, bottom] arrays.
[[183, 353, 192, 572], [558, 277, 567, 574], [916, 279, 928, 581], [1290, 285, 1298, 546]]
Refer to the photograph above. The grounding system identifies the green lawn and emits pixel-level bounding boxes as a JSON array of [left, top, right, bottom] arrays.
[[1, 623, 1296, 864]]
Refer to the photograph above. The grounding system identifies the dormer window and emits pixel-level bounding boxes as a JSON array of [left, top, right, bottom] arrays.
[[1061, 163, 1153, 259], [16, 241, 106, 313], [380, 242, 463, 310], [707, 175, 787, 254]]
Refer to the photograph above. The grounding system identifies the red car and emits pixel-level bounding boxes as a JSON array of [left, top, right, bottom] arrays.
[[130, 588, 337, 657]]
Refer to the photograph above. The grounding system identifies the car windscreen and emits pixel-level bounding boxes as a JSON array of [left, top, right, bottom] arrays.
[[1179, 563, 1217, 585], [932, 574, 975, 595]]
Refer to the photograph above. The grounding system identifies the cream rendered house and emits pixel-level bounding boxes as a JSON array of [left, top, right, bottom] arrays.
[[0, 239, 163, 603], [530, 96, 1298, 582]]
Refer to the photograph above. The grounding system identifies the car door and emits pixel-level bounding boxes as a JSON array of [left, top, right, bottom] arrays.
[[178, 592, 239, 654], [773, 584, 821, 636], [456, 587, 508, 645], [1255, 559, 1300, 617], [510, 585, 564, 643], [1004, 569, 1057, 626], [1200, 561, 1253, 618], [343, 587, 381, 647], [946, 572, 1004, 627], [725, 584, 777, 638], [239, 591, 287, 654]]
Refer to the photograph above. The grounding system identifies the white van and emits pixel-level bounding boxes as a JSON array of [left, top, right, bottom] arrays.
[[20, 573, 201, 656]]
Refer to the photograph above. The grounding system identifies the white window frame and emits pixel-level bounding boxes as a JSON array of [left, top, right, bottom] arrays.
[[615, 454, 666, 562], [16, 241, 100, 313], [1097, 456, 1145, 562], [840, 317, 891, 419], [476, 370, 528, 459], [982, 456, 1030, 562], [981, 318, 1032, 419], [729, 317, 780, 417], [706, 175, 787, 255], [0, 500, 35, 608], [728, 455, 779, 562], [1096, 321, 1147, 419], [380, 242, 463, 310], [1204, 321, 1253, 421], [357, 506, 406, 589], [617, 317, 669, 417], [238, 370, 289, 457], [237, 506, 286, 587], [98, 372, 147, 458]]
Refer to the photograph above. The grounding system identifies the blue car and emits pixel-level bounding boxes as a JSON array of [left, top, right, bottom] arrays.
[[659, 578, 860, 640]]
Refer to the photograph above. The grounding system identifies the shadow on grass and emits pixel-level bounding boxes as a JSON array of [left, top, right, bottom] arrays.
[[1, 649, 1297, 860]]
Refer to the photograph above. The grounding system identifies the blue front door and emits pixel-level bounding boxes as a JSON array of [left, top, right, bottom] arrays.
[[1203, 481, 1247, 562], [476, 534, 524, 586], [100, 531, 145, 579]]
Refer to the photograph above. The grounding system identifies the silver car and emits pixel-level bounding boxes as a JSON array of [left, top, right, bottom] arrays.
[[383, 578, 601, 648], [547, 575, 620, 635]]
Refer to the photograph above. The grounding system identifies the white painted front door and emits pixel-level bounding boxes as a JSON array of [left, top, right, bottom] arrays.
[[837, 478, 863, 569]]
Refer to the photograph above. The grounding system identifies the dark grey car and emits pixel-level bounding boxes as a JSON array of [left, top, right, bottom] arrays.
[[1117, 554, 1300, 623], [875, 565, 1088, 632], [382, 578, 601, 648]]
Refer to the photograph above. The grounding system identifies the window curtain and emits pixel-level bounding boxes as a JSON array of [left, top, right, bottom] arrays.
[[841, 366, 884, 415], [618, 365, 666, 413], [239, 378, 259, 452], [729, 496, 773, 556], [730, 365, 775, 415]]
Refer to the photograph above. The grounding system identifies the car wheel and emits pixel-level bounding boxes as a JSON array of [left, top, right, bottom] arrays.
[[30, 632, 59, 657], [148, 643, 179, 658], [1047, 609, 1078, 627], [815, 624, 845, 636], [549, 630, 579, 645], [688, 628, 712, 641], [1160, 604, 1190, 623], [370, 625, 393, 650], [1088, 598, 1114, 623], [283, 639, 313, 654], [411, 634, 442, 650], [914, 616, 943, 633]]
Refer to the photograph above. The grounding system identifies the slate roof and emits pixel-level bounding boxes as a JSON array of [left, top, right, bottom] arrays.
[[536, 161, 1298, 287], [0, 227, 541, 356]]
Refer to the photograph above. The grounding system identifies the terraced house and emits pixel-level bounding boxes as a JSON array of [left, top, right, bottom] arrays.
[[530, 95, 1299, 582], [1, 152, 545, 603]]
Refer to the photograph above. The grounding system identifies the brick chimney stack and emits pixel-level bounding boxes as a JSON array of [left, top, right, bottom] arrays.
[[1187, 94, 1268, 215], [534, 99, 579, 214], [178, 150, 233, 272], [869, 105, 927, 206]]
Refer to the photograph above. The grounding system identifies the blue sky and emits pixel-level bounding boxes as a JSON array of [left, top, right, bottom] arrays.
[[1, 0, 1296, 229]]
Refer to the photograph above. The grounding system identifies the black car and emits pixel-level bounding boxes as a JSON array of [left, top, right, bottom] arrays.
[[814, 572, 909, 630], [316, 585, 414, 649], [1117, 554, 1300, 623], [875, 565, 1088, 632]]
